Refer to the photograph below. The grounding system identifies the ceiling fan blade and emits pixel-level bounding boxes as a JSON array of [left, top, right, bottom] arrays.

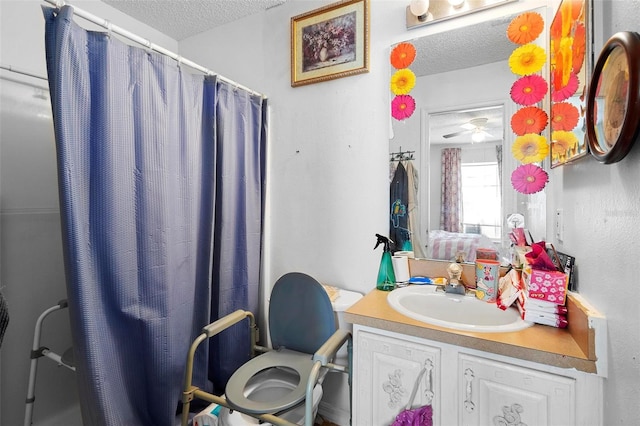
[[443, 129, 471, 138], [461, 123, 476, 130]]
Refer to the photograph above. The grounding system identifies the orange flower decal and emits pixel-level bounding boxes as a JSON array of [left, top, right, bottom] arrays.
[[511, 106, 548, 135], [507, 12, 544, 44], [551, 102, 580, 131], [390, 43, 416, 69]]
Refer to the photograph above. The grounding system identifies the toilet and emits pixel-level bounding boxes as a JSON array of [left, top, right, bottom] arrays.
[[193, 286, 363, 426]]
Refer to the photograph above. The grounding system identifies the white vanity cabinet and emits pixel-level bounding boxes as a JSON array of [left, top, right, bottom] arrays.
[[352, 325, 603, 426]]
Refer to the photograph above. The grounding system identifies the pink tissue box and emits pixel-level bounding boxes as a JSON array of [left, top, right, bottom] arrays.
[[522, 266, 568, 305]]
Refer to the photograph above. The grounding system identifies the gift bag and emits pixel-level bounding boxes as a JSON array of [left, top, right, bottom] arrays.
[[391, 363, 433, 426]]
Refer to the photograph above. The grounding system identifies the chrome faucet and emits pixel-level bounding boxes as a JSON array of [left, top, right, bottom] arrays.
[[445, 262, 466, 295]]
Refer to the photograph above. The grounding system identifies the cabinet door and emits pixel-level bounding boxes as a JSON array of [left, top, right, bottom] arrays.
[[353, 329, 440, 426], [459, 354, 575, 426]]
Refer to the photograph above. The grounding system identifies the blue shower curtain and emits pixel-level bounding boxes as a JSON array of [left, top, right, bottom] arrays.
[[43, 6, 265, 425], [208, 83, 267, 393]]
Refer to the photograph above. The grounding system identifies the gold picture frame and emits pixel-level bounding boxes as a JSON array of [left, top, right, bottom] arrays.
[[291, 0, 369, 87]]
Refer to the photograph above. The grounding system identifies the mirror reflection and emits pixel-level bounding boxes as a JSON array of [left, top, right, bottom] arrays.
[[389, 9, 547, 263]]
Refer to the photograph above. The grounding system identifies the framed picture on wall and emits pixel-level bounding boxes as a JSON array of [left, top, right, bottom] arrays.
[[549, 0, 593, 168], [291, 0, 369, 87]]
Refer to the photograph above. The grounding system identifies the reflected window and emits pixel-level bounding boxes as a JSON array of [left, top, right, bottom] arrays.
[[461, 162, 501, 239]]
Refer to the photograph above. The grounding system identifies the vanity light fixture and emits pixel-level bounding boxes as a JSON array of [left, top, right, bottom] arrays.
[[409, 0, 430, 22], [406, 0, 517, 30]]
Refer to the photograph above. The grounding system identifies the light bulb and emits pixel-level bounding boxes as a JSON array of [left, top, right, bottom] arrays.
[[471, 130, 485, 143], [448, 0, 465, 8], [409, 0, 430, 21]]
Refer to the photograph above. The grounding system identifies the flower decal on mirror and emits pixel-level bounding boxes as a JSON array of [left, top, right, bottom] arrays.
[[511, 106, 549, 135], [509, 43, 547, 76], [390, 69, 416, 95], [391, 95, 416, 121], [390, 42, 416, 69], [389, 42, 417, 120], [506, 11, 549, 194], [512, 134, 549, 164], [507, 11, 544, 44], [510, 75, 548, 106], [511, 164, 548, 195]]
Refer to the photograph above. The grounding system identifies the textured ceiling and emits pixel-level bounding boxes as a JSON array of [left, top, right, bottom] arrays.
[[101, 1, 516, 80], [409, 12, 516, 77], [103, 0, 286, 40]]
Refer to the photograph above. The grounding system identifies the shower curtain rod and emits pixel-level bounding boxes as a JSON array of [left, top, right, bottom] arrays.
[[0, 64, 48, 81], [42, 0, 267, 99]]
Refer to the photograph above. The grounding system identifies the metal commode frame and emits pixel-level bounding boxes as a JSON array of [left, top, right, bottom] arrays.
[[24, 299, 76, 426], [180, 310, 352, 426]]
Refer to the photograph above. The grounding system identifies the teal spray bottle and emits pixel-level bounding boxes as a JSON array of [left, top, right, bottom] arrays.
[[374, 234, 396, 291]]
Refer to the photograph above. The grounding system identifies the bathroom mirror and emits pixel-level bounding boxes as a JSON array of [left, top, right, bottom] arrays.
[[389, 8, 547, 263]]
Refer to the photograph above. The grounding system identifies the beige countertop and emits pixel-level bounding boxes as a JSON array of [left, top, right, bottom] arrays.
[[345, 288, 599, 374]]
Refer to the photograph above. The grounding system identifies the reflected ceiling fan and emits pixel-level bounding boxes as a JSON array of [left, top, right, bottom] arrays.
[[443, 117, 494, 142]]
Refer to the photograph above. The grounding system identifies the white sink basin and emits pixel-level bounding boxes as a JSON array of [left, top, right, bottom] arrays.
[[387, 285, 533, 333]]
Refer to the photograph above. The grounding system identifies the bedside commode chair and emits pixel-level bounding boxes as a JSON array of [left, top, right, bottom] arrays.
[[180, 272, 352, 426]]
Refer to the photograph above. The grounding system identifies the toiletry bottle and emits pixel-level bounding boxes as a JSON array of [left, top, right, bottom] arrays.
[[374, 234, 396, 291]]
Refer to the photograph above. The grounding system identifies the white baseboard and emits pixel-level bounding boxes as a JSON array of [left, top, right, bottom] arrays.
[[317, 401, 350, 426]]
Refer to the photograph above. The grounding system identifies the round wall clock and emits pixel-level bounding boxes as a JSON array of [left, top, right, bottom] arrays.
[[586, 31, 640, 164]]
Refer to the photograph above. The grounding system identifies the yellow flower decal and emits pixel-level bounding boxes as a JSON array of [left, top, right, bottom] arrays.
[[551, 130, 579, 161], [512, 133, 549, 163], [390, 69, 416, 95], [509, 44, 547, 76]]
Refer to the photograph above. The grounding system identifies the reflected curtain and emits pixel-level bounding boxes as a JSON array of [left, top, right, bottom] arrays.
[[440, 148, 462, 233], [44, 6, 265, 425], [496, 145, 503, 188]]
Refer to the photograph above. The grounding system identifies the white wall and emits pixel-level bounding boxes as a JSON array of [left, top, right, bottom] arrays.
[[180, 0, 639, 424], [551, 1, 640, 422], [0, 2, 178, 425], [180, 0, 390, 296]]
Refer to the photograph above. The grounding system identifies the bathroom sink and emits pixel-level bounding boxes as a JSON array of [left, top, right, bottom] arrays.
[[387, 285, 533, 333]]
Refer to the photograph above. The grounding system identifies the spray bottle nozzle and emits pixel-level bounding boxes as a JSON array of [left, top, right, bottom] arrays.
[[374, 234, 393, 252]]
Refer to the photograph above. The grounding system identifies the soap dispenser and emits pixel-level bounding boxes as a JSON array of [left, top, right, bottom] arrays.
[[374, 234, 396, 291]]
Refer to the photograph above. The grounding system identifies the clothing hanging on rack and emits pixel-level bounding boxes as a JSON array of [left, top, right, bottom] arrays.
[[404, 161, 426, 259], [390, 162, 410, 253]]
